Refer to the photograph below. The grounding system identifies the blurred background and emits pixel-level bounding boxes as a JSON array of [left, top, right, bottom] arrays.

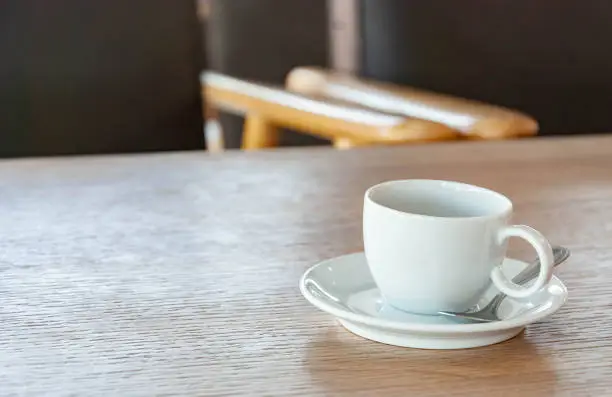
[[2, 0, 611, 157]]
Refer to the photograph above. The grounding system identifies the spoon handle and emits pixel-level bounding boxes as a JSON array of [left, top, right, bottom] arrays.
[[486, 246, 569, 309], [512, 246, 569, 286]]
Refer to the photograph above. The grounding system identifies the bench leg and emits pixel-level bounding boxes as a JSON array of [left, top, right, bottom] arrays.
[[242, 114, 280, 150]]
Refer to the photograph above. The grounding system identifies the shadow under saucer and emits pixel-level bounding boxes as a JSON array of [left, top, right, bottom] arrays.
[[303, 327, 559, 396]]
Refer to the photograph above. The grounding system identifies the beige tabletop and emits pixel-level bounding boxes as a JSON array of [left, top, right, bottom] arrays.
[[1, 135, 611, 396]]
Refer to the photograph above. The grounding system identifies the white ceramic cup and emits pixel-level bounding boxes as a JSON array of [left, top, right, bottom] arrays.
[[363, 179, 554, 314]]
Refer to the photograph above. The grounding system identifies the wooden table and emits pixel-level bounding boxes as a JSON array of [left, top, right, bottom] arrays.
[[1, 135, 611, 396]]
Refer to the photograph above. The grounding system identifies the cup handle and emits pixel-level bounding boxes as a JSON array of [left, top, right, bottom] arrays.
[[490, 225, 554, 299]]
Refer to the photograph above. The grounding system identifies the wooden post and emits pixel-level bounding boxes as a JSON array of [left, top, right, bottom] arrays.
[[241, 115, 280, 150]]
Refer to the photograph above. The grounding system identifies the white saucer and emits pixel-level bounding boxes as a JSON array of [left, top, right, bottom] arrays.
[[300, 252, 568, 349]]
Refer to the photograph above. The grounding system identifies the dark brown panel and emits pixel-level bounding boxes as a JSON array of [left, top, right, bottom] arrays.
[[359, 0, 612, 135], [208, 0, 329, 148], [0, 0, 205, 157]]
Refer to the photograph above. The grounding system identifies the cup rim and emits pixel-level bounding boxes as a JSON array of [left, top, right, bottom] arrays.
[[364, 179, 513, 221]]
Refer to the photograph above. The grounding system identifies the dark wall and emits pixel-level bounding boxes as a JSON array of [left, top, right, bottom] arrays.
[[208, 0, 329, 148], [0, 1, 205, 157], [359, 0, 612, 135]]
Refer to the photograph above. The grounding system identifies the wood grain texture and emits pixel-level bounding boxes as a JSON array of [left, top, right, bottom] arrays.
[[201, 71, 457, 150], [286, 67, 539, 140], [1, 135, 612, 396]]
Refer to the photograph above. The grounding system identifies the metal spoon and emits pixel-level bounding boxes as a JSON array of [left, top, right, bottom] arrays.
[[437, 245, 570, 323]]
